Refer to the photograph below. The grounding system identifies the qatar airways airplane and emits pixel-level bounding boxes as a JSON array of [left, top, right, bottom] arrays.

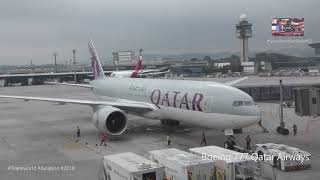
[[0, 40, 261, 136], [109, 55, 143, 78], [109, 54, 170, 78]]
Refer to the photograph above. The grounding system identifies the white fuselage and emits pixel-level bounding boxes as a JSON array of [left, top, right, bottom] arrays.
[[109, 70, 136, 78], [91, 78, 261, 129]]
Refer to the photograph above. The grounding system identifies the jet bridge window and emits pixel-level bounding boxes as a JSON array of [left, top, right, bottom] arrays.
[[233, 101, 253, 106]]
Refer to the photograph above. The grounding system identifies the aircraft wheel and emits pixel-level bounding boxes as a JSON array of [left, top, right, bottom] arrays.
[[276, 126, 289, 135]]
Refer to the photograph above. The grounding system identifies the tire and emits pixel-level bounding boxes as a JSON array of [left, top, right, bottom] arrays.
[[282, 128, 289, 135], [277, 126, 289, 135]]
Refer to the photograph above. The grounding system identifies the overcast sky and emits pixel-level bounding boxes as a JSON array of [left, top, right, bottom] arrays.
[[0, 0, 319, 65]]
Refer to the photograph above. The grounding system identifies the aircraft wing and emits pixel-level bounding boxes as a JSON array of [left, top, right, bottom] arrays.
[[225, 77, 248, 86], [0, 95, 157, 112], [45, 82, 93, 88]]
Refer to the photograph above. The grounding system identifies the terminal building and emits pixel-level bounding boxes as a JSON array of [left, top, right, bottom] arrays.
[[294, 87, 320, 116], [308, 43, 320, 57], [112, 50, 135, 65]]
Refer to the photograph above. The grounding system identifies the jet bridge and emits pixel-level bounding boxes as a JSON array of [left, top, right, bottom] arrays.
[[294, 87, 320, 116]]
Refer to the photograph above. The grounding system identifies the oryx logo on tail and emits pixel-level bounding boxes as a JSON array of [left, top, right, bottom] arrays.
[[130, 55, 143, 78], [88, 39, 106, 80]]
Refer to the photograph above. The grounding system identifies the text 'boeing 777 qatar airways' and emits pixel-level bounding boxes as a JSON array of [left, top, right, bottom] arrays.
[[0, 40, 262, 137]]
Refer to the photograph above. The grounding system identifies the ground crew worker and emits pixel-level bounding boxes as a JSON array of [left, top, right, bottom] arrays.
[[167, 135, 171, 145], [76, 126, 80, 138], [200, 131, 207, 146], [245, 135, 251, 150], [100, 133, 107, 146], [293, 124, 297, 136], [230, 135, 236, 149]]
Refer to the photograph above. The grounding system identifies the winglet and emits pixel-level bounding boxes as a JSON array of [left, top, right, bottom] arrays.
[[88, 39, 106, 80]]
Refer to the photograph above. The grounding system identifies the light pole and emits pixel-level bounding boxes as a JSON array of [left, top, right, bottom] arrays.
[[277, 79, 289, 135], [69, 59, 72, 71], [279, 79, 284, 128], [53, 53, 57, 73], [139, 48, 143, 56], [30, 59, 34, 73], [72, 49, 77, 83]]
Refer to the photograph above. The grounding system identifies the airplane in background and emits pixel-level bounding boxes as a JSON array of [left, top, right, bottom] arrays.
[[109, 55, 143, 78], [0, 51, 170, 82], [0, 40, 261, 138], [109, 53, 170, 78]]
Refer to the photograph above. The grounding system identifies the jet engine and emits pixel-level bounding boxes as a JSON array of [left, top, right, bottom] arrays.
[[92, 106, 127, 136]]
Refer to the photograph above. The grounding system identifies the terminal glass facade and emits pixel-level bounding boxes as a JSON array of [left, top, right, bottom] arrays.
[[240, 86, 293, 101]]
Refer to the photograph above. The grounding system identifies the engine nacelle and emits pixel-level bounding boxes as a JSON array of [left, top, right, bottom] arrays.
[[92, 106, 127, 136]]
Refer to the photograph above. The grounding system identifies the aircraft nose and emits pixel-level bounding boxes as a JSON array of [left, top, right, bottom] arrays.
[[249, 113, 262, 125], [252, 105, 262, 117], [243, 106, 261, 126]]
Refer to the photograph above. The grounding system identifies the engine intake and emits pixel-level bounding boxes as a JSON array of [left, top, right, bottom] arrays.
[[92, 106, 127, 136]]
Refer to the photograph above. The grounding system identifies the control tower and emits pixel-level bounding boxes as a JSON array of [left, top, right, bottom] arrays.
[[236, 14, 252, 62]]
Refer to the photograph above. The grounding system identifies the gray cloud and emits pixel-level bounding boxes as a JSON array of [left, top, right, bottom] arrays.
[[0, 0, 319, 64]]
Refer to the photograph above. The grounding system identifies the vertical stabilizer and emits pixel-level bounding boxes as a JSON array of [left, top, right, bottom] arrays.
[[88, 39, 106, 80], [130, 55, 143, 78]]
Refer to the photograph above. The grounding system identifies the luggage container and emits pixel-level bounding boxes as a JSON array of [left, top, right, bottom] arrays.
[[148, 148, 215, 180], [254, 143, 311, 171], [189, 146, 256, 180], [103, 152, 165, 180]]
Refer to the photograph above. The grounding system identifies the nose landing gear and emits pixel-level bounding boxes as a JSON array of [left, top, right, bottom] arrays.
[[257, 120, 269, 133]]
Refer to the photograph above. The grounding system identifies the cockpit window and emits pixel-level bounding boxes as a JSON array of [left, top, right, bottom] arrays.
[[233, 101, 253, 106], [244, 101, 252, 106]]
